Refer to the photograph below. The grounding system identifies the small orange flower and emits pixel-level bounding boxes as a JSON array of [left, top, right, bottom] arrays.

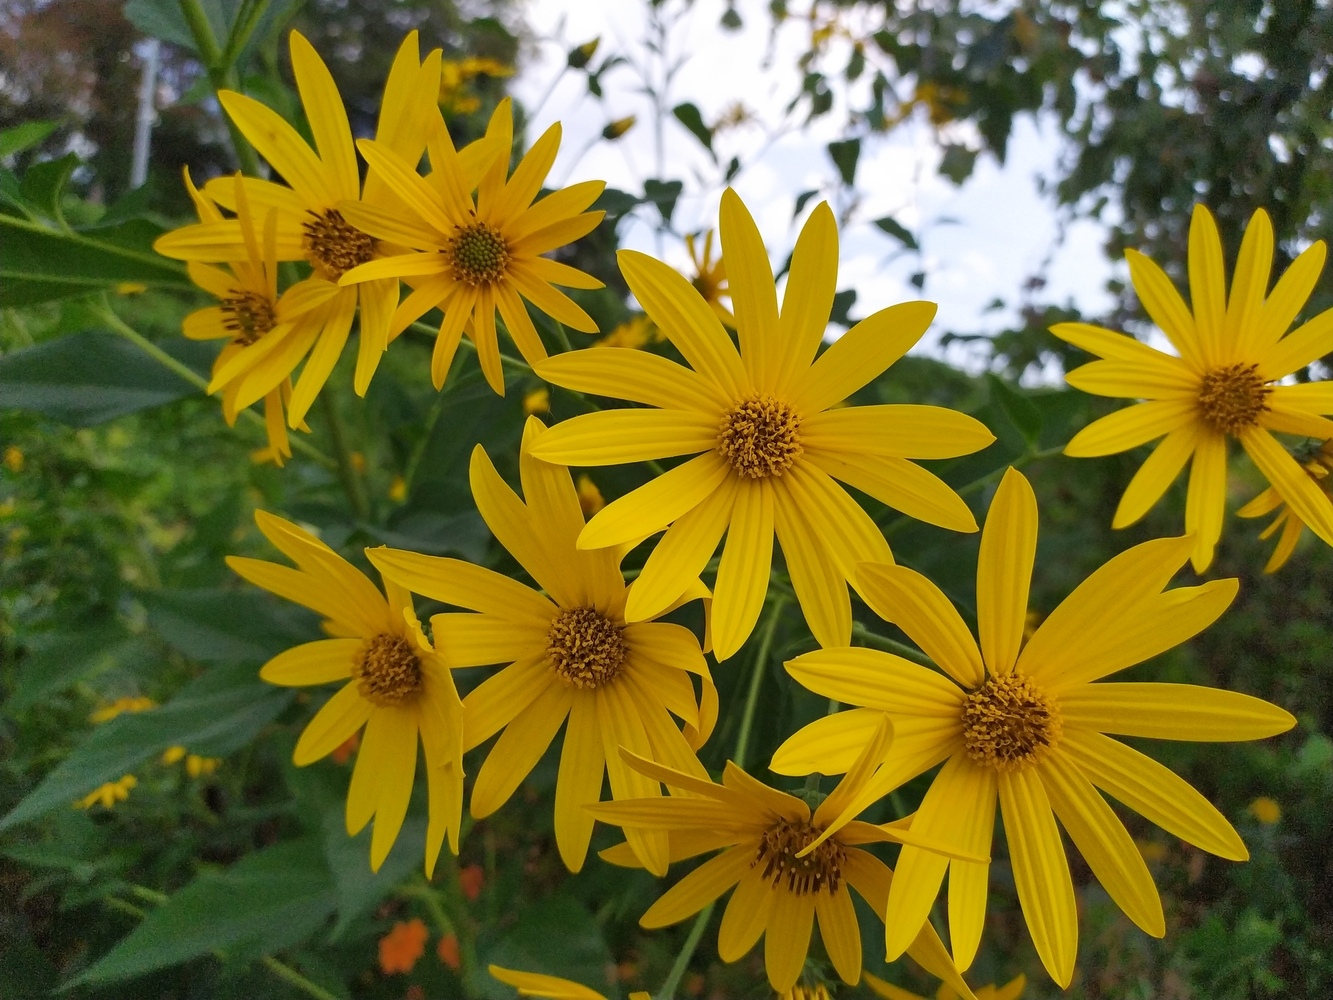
[[331, 731, 361, 765], [459, 863, 484, 901], [379, 918, 429, 974], [437, 933, 461, 970]]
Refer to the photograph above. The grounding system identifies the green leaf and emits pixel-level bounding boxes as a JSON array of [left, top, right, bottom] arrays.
[[987, 372, 1043, 448], [19, 153, 78, 219], [642, 179, 684, 227], [592, 187, 639, 221], [0, 121, 59, 159], [7, 619, 139, 715], [0, 662, 293, 831], [939, 144, 978, 184], [793, 188, 820, 219], [873, 215, 919, 251], [671, 102, 715, 159], [477, 896, 614, 1000], [145, 587, 318, 665], [827, 137, 861, 186], [0, 331, 214, 426], [68, 839, 336, 986], [830, 288, 857, 327]]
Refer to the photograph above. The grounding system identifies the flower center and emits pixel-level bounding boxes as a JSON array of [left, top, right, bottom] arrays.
[[353, 632, 423, 706], [547, 607, 627, 689], [717, 394, 803, 479], [219, 290, 276, 345], [446, 222, 510, 286], [754, 819, 845, 896], [301, 209, 379, 280], [1196, 363, 1271, 434], [961, 672, 1063, 772]]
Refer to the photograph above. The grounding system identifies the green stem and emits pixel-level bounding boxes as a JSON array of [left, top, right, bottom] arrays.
[[851, 623, 933, 668], [178, 0, 263, 176], [260, 956, 344, 1000], [955, 445, 1064, 499], [654, 901, 714, 1000], [733, 594, 787, 773], [549, 320, 575, 354], [318, 392, 369, 520], [218, 0, 270, 71]]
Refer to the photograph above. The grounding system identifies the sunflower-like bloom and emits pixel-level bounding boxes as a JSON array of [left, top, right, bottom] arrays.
[[490, 965, 649, 1000], [336, 100, 606, 393], [365, 417, 715, 873], [866, 972, 1026, 1000], [772, 468, 1296, 986], [1238, 439, 1333, 571], [588, 718, 981, 996], [529, 190, 994, 659], [180, 172, 335, 464], [1052, 206, 1333, 571], [685, 229, 734, 327], [156, 32, 462, 423], [227, 511, 464, 874]]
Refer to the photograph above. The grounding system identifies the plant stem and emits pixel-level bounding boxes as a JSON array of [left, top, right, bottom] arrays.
[[549, 320, 575, 354], [177, 0, 263, 176], [260, 956, 345, 1000], [851, 623, 933, 668], [955, 445, 1064, 499], [733, 594, 787, 773], [654, 901, 714, 1000], [318, 392, 369, 520]]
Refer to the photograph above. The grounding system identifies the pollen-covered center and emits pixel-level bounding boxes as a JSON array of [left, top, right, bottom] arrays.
[[446, 222, 510, 286], [1196, 362, 1271, 434], [962, 672, 1062, 771], [219, 290, 276, 345], [547, 607, 627, 689], [354, 632, 423, 706], [302, 208, 379, 280], [717, 394, 803, 479], [754, 819, 845, 896]]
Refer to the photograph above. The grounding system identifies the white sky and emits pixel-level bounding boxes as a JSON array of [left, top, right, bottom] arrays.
[[511, 0, 1119, 368]]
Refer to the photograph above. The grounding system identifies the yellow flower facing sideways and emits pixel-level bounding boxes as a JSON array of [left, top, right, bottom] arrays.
[[366, 418, 716, 874], [337, 99, 606, 394], [180, 172, 333, 464], [772, 469, 1296, 986], [228, 511, 464, 874], [589, 718, 983, 997], [489, 964, 649, 1000], [685, 228, 734, 327], [530, 190, 994, 659], [865, 971, 1026, 1000], [1239, 439, 1333, 572], [1053, 205, 1333, 571]]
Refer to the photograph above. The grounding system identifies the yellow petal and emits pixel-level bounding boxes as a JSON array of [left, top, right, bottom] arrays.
[[802, 404, 995, 459], [717, 864, 775, 960], [1113, 422, 1198, 528], [1125, 248, 1204, 371], [1225, 208, 1274, 360], [719, 188, 781, 389], [792, 301, 937, 414], [815, 887, 862, 985], [338, 200, 444, 251], [353, 277, 396, 395], [355, 138, 456, 235], [534, 350, 726, 414], [259, 638, 358, 686], [287, 287, 357, 428], [773, 477, 851, 649], [418, 674, 465, 869], [1187, 204, 1227, 366], [578, 450, 732, 551], [528, 409, 718, 466], [1250, 239, 1327, 352], [553, 695, 603, 873], [785, 647, 961, 718], [293, 682, 371, 765], [183, 305, 230, 341], [806, 451, 978, 533], [998, 768, 1078, 988], [1264, 510, 1304, 573], [431, 612, 546, 668], [366, 547, 557, 624], [590, 796, 749, 832], [774, 201, 839, 393], [1259, 405, 1333, 439], [769, 707, 888, 776], [225, 556, 381, 638], [218, 90, 335, 207], [461, 654, 549, 750], [764, 890, 815, 993], [368, 705, 418, 870], [509, 181, 607, 242], [1050, 321, 1186, 367], [519, 255, 605, 291], [289, 32, 358, 201], [1183, 430, 1228, 571], [489, 966, 607, 1000], [640, 845, 752, 929], [1065, 358, 1198, 399], [366, 34, 434, 178], [976, 468, 1037, 676], [784, 462, 893, 586], [1063, 399, 1195, 457], [597, 684, 669, 875], [1061, 682, 1296, 741], [948, 858, 990, 972], [857, 563, 985, 689], [470, 683, 570, 818], [711, 480, 774, 660]]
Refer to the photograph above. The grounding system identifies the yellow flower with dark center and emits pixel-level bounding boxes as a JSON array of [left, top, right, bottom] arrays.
[[685, 229, 734, 327], [227, 510, 464, 874], [336, 100, 606, 394], [529, 190, 994, 659], [156, 32, 463, 423], [1052, 205, 1333, 571], [76, 775, 137, 810], [366, 417, 716, 873], [180, 172, 334, 465], [588, 717, 982, 997], [490, 964, 649, 1000], [866, 972, 1026, 1000], [772, 468, 1296, 987], [1238, 439, 1333, 571]]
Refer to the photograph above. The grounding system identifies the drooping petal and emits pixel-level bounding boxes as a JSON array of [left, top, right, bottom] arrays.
[[1184, 429, 1228, 572], [353, 277, 397, 395], [470, 684, 571, 818], [293, 683, 372, 765], [773, 476, 851, 649], [764, 890, 816, 992], [717, 863, 775, 960], [711, 479, 775, 660], [639, 845, 753, 928], [857, 563, 985, 689], [815, 888, 863, 985], [784, 462, 893, 588], [1113, 422, 1198, 529], [597, 683, 668, 875], [287, 287, 357, 428], [553, 694, 604, 873], [368, 705, 418, 870], [1060, 682, 1296, 741], [976, 468, 1037, 676]]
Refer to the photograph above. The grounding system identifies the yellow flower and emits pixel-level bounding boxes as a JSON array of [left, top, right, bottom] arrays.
[[575, 474, 605, 516], [115, 281, 147, 296], [594, 314, 658, 349], [161, 745, 187, 765], [530, 191, 994, 659], [439, 56, 513, 115], [337, 99, 606, 394], [156, 32, 453, 421], [366, 417, 716, 873], [603, 116, 637, 141], [1238, 439, 1333, 571], [76, 775, 137, 810], [90, 695, 156, 723], [388, 475, 408, 502], [866, 972, 1026, 1000], [490, 964, 649, 1000], [227, 511, 464, 873], [773, 468, 1296, 986], [523, 387, 551, 415], [1249, 796, 1281, 825], [1052, 206, 1333, 571], [3, 446, 23, 472], [783, 987, 832, 1000], [589, 717, 980, 996], [685, 229, 734, 327], [180, 172, 329, 465]]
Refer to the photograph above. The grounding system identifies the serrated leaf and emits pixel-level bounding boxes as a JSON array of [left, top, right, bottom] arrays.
[[873, 215, 919, 251], [827, 137, 861, 186], [0, 120, 59, 159], [671, 102, 715, 160], [68, 839, 336, 986], [987, 372, 1043, 448]]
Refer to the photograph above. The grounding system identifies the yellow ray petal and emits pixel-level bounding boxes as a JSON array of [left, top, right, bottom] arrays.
[[998, 768, 1077, 988], [424, 108, 485, 222], [711, 480, 775, 660], [1264, 510, 1304, 573], [1124, 248, 1203, 371], [977, 468, 1037, 677], [183, 305, 230, 341], [554, 694, 604, 873], [578, 450, 731, 551], [489, 966, 607, 1000], [461, 654, 550, 750], [338, 200, 443, 251], [764, 889, 815, 992], [1187, 204, 1227, 366], [719, 188, 781, 389], [431, 612, 545, 668], [718, 864, 775, 960], [769, 707, 886, 776], [1259, 406, 1333, 440], [806, 451, 978, 533], [1113, 422, 1198, 529], [187, 261, 235, 298], [1065, 358, 1198, 399], [430, 285, 475, 388], [624, 671, 704, 771], [1225, 208, 1274, 360], [600, 830, 738, 868], [287, 287, 357, 428], [470, 684, 570, 818], [773, 201, 839, 393], [948, 858, 990, 972], [507, 265, 599, 332], [155, 219, 305, 263], [857, 563, 985, 689], [786, 647, 962, 718], [293, 682, 372, 765], [1250, 240, 1327, 352], [493, 122, 561, 222], [1061, 729, 1247, 860], [534, 350, 727, 414], [1050, 321, 1189, 368], [1184, 429, 1228, 571], [218, 91, 336, 207], [518, 255, 606, 291], [226, 556, 380, 638], [642, 848, 752, 930], [785, 461, 893, 585], [773, 476, 851, 649], [589, 796, 751, 832], [366, 34, 433, 181], [792, 301, 937, 415], [368, 704, 418, 870], [617, 249, 748, 396], [1063, 399, 1195, 457], [802, 404, 995, 459], [418, 675, 465, 868], [289, 32, 358, 201], [1061, 682, 1296, 741], [355, 138, 456, 235], [340, 252, 447, 285], [815, 887, 862, 985], [353, 277, 397, 395], [509, 181, 607, 242], [259, 638, 358, 686], [597, 684, 669, 874], [528, 409, 718, 467], [1266, 380, 1333, 415], [366, 547, 557, 624], [510, 213, 605, 259]]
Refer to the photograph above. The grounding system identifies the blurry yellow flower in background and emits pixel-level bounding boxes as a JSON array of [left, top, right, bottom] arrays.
[[1053, 206, 1333, 571], [685, 229, 733, 327], [866, 972, 1026, 1000], [602, 116, 637, 141], [161, 746, 221, 777], [2, 446, 21, 472], [490, 964, 649, 1000], [388, 475, 408, 502], [589, 717, 981, 996], [523, 387, 551, 415], [532, 190, 993, 659], [1249, 796, 1282, 825], [575, 474, 605, 516], [594, 314, 659, 350], [76, 775, 137, 810], [338, 99, 605, 394], [439, 56, 513, 115], [775, 468, 1295, 987], [1239, 439, 1333, 572], [114, 281, 148, 296], [90, 696, 156, 724], [228, 511, 464, 874]]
